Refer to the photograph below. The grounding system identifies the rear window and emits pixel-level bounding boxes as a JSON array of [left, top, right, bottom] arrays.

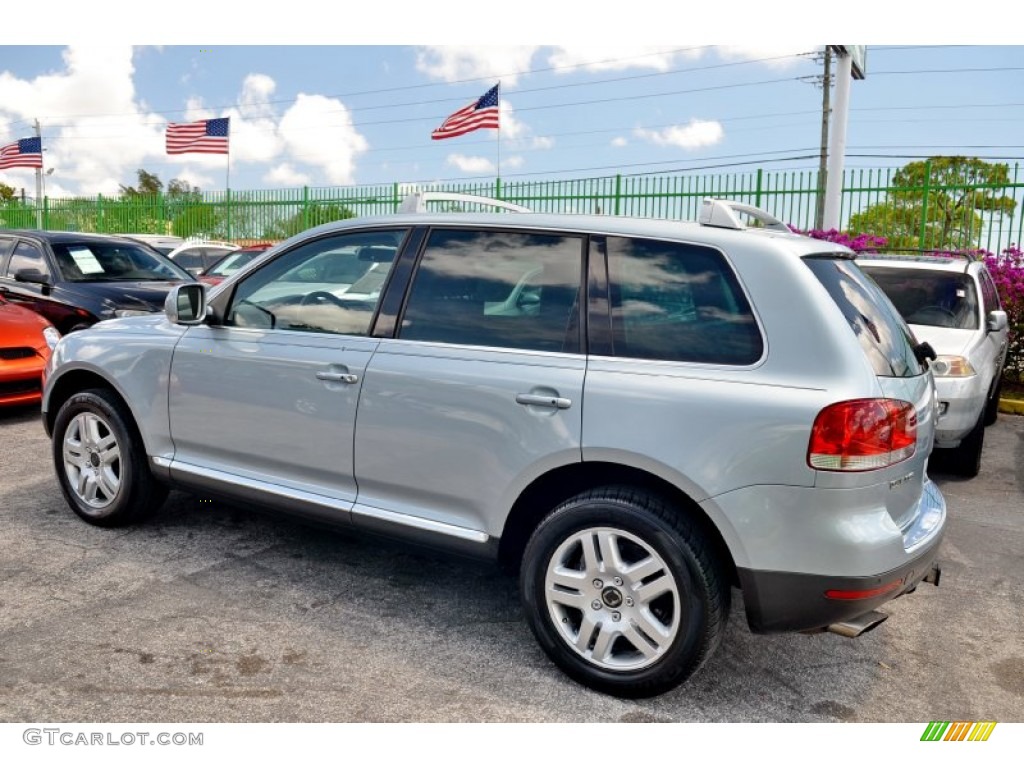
[[860, 265, 979, 330], [804, 256, 924, 378]]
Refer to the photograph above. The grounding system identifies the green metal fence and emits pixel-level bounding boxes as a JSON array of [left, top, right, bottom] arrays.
[[3, 163, 1022, 253]]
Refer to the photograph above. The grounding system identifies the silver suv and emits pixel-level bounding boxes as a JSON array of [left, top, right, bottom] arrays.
[[42, 198, 945, 698], [858, 254, 1009, 477]]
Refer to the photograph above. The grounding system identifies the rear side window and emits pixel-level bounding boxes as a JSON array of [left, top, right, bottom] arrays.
[[979, 269, 1001, 316], [6, 241, 49, 278], [398, 229, 583, 353], [600, 236, 763, 365], [805, 257, 924, 378]]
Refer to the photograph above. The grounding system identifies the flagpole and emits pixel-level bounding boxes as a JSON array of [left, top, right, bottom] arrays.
[[226, 128, 232, 242], [496, 81, 502, 199], [34, 118, 42, 229]]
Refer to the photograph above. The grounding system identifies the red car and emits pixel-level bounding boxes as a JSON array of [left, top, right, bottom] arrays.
[[0, 296, 59, 407]]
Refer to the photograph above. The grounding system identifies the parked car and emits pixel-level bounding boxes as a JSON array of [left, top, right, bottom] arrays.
[[199, 243, 274, 287], [117, 234, 185, 256], [0, 297, 59, 407], [0, 231, 195, 335], [42, 198, 945, 698], [858, 253, 1009, 477], [166, 239, 239, 276]]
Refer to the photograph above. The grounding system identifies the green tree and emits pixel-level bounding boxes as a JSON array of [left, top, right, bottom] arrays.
[[119, 168, 164, 197], [0, 182, 16, 202], [265, 203, 356, 240], [849, 157, 1017, 250]]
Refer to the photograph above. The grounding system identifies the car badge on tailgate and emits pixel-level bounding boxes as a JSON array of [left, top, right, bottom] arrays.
[[890, 472, 914, 490]]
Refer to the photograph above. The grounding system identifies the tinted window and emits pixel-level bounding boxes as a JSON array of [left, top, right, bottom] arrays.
[[226, 229, 405, 336], [50, 241, 190, 282], [173, 247, 205, 271], [6, 241, 49, 278], [398, 229, 582, 353], [979, 269, 1001, 315], [860, 266, 979, 330], [806, 257, 924, 378], [601, 236, 762, 365]]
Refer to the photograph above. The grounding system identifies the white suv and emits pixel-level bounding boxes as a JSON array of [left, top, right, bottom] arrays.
[[42, 199, 946, 697], [858, 254, 1009, 477]]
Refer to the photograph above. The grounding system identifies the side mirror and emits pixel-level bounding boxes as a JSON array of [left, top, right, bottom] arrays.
[[165, 283, 207, 325], [987, 310, 1008, 333], [14, 268, 51, 286]]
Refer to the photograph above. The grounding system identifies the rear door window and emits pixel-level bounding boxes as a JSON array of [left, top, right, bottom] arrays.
[[806, 257, 924, 378], [597, 236, 763, 365], [398, 228, 583, 354]]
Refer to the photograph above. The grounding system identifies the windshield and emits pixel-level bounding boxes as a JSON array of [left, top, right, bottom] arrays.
[[860, 266, 979, 330], [52, 241, 192, 282], [207, 249, 265, 278]]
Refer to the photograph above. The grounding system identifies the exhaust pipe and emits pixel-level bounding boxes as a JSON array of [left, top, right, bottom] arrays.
[[827, 610, 889, 638]]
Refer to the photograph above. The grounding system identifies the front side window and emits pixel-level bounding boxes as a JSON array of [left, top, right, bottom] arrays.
[[978, 269, 1001, 316], [50, 241, 190, 282], [398, 229, 583, 353], [601, 236, 763, 365], [225, 229, 406, 336], [860, 266, 979, 331]]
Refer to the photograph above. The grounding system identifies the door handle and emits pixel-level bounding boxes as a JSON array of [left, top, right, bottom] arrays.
[[316, 371, 359, 384], [516, 393, 572, 409]]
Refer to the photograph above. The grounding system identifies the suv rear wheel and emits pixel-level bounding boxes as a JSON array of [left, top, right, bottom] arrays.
[[520, 487, 728, 698], [52, 388, 168, 527]]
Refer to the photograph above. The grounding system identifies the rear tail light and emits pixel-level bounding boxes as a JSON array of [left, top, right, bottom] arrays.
[[808, 399, 917, 471]]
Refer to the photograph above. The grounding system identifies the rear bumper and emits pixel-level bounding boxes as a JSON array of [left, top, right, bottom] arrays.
[[738, 531, 943, 633]]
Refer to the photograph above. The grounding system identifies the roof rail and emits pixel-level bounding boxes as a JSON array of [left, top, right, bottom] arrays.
[[852, 247, 984, 262], [698, 198, 791, 233], [398, 191, 531, 214]]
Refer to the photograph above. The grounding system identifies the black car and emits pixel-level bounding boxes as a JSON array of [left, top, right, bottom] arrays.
[[0, 230, 195, 334]]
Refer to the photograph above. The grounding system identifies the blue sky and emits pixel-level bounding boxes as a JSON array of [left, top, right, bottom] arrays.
[[2, 7, 1022, 199]]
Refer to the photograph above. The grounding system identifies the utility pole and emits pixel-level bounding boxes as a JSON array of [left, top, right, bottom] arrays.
[[815, 49, 832, 230], [823, 46, 866, 231], [34, 119, 42, 229]]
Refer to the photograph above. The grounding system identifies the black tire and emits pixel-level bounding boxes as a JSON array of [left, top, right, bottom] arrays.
[[947, 412, 985, 478], [520, 486, 729, 698], [983, 378, 1002, 427], [52, 388, 167, 527]]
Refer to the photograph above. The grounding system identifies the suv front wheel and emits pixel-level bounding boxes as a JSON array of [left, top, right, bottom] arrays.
[[520, 487, 729, 698], [52, 388, 168, 527]]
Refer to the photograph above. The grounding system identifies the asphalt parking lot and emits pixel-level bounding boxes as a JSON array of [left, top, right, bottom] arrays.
[[1, 405, 1021, 722]]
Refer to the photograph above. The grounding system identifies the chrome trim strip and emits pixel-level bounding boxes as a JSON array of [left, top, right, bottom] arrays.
[[168, 460, 355, 508], [152, 456, 172, 468], [352, 503, 490, 543]]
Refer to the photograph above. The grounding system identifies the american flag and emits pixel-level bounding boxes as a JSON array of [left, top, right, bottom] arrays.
[[431, 84, 500, 140], [0, 137, 43, 170], [166, 117, 230, 155]]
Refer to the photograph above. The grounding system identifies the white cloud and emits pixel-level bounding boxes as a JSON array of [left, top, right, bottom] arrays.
[[499, 100, 526, 140], [0, 46, 167, 196], [531, 136, 554, 150], [264, 163, 310, 187], [715, 45, 815, 67], [169, 168, 215, 190], [446, 154, 495, 174], [611, 137, 628, 148], [634, 120, 724, 149], [278, 94, 368, 185], [547, 46, 703, 72], [503, 156, 524, 169], [416, 46, 540, 85]]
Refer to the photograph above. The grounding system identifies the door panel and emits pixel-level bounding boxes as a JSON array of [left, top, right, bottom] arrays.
[[353, 227, 586, 539]]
